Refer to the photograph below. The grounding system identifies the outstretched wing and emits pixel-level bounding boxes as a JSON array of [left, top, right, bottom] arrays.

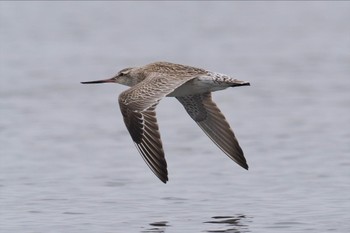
[[118, 74, 197, 183], [176, 93, 248, 170]]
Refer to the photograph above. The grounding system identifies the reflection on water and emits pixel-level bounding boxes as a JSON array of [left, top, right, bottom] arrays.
[[141, 216, 250, 233], [141, 221, 169, 233], [204, 215, 250, 233]]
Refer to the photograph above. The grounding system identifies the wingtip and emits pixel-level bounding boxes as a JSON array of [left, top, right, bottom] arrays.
[[160, 176, 168, 184], [243, 163, 249, 170]]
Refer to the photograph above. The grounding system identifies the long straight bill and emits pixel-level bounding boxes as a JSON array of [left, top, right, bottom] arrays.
[[81, 77, 115, 84]]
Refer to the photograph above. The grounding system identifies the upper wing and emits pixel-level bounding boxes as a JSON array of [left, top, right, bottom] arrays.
[[176, 93, 248, 170], [118, 74, 197, 183]]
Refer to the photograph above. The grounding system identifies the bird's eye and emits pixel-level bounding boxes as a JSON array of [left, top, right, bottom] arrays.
[[120, 71, 129, 76], [119, 68, 130, 76]]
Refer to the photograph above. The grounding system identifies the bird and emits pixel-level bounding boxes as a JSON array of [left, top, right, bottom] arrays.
[[81, 61, 250, 183]]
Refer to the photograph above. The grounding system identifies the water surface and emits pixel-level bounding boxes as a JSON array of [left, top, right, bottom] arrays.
[[1, 2, 350, 233]]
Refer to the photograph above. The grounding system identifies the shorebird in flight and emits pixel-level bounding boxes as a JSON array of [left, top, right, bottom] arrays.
[[82, 62, 250, 183]]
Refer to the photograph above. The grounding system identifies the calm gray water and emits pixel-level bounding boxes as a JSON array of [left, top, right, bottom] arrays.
[[1, 2, 350, 233]]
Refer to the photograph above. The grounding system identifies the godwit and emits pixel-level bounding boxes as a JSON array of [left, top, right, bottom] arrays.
[[82, 62, 250, 183]]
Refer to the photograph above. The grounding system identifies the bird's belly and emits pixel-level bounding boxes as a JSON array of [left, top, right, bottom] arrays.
[[167, 77, 228, 97]]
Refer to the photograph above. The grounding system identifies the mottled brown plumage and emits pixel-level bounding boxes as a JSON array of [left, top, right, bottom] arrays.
[[82, 62, 250, 183]]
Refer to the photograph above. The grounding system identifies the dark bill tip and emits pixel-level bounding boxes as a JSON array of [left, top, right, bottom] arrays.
[[81, 78, 115, 84]]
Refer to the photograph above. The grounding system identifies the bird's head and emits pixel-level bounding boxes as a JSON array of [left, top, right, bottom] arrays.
[[81, 67, 140, 87]]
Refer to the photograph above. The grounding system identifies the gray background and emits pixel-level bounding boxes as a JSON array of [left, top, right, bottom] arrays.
[[1, 2, 349, 233]]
